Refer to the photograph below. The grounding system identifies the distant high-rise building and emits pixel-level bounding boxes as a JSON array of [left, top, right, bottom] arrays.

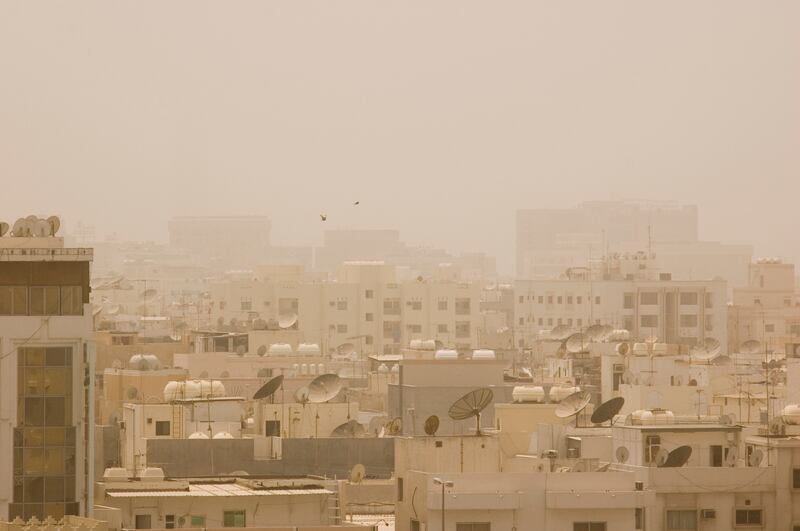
[[168, 216, 271, 270], [516, 200, 699, 278], [0, 225, 94, 520]]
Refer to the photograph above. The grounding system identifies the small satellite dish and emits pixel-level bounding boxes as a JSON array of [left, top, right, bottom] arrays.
[[591, 397, 625, 425], [257, 345, 267, 357], [331, 419, 365, 437], [424, 415, 440, 436], [661, 446, 692, 468], [295, 386, 310, 404], [126, 387, 139, 400], [565, 333, 589, 354], [555, 391, 592, 420], [12, 218, 29, 237], [549, 324, 573, 341], [47, 216, 61, 235], [253, 374, 284, 401], [616, 342, 630, 356], [33, 219, 50, 237], [350, 463, 366, 484], [615, 446, 630, 464], [448, 388, 494, 435], [278, 313, 298, 329], [307, 374, 342, 403], [724, 446, 738, 467], [386, 417, 402, 436], [654, 448, 670, 467], [0, 222, 9, 237], [748, 448, 764, 467], [622, 370, 635, 385], [740, 339, 762, 355]]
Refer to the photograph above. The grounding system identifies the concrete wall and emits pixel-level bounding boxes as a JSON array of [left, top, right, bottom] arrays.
[[146, 437, 394, 478]]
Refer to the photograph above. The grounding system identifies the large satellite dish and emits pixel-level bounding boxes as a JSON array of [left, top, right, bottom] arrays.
[[331, 419, 365, 437], [253, 374, 284, 401], [555, 391, 592, 420], [660, 445, 692, 468], [585, 324, 613, 342], [691, 337, 721, 362], [565, 333, 589, 354], [47, 216, 61, 235], [337, 342, 357, 357], [350, 463, 366, 484], [0, 222, 9, 237], [549, 324, 573, 341], [424, 415, 440, 436], [256, 345, 267, 357], [615, 446, 630, 464], [740, 339, 761, 355], [386, 417, 402, 436], [307, 374, 342, 403], [278, 313, 298, 329], [591, 397, 625, 425], [448, 388, 494, 435], [748, 448, 764, 467]]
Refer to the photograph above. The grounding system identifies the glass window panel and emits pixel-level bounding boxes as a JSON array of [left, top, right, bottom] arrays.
[[65, 476, 75, 501], [24, 449, 45, 475], [26, 368, 45, 395], [8, 504, 23, 520], [44, 502, 65, 519], [25, 398, 45, 426], [45, 428, 65, 446], [30, 287, 45, 315], [24, 502, 44, 521], [12, 287, 28, 315], [44, 448, 65, 475], [45, 477, 65, 502], [65, 428, 76, 447], [44, 368, 68, 396], [24, 348, 45, 367], [44, 397, 66, 426], [14, 477, 24, 502], [24, 476, 44, 502], [14, 428, 23, 447], [45, 348, 66, 367], [64, 447, 76, 475], [64, 502, 79, 516], [60, 286, 83, 315], [14, 449, 23, 476], [24, 428, 44, 447], [0, 286, 12, 314], [44, 287, 60, 315]]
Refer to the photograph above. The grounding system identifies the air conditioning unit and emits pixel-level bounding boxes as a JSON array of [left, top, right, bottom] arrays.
[[566, 447, 579, 459], [700, 509, 716, 519], [634, 481, 644, 491]]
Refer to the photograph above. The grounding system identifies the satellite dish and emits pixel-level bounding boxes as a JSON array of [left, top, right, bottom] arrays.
[[621, 371, 636, 385], [424, 415, 440, 436], [591, 397, 625, 425], [331, 419, 365, 437], [253, 374, 284, 401], [661, 446, 692, 468], [126, 387, 139, 400], [12, 218, 29, 237], [257, 345, 267, 357], [307, 374, 342, 403], [748, 448, 764, 467], [565, 333, 589, 354], [295, 386, 310, 404], [654, 448, 670, 467], [337, 342, 357, 357], [33, 219, 50, 237], [724, 446, 738, 467], [350, 464, 366, 484], [0, 222, 9, 237], [720, 414, 732, 426], [47, 216, 61, 235], [448, 388, 494, 435], [615, 446, 630, 464], [555, 391, 592, 419], [142, 288, 158, 301], [386, 417, 402, 436], [278, 313, 298, 329], [740, 339, 762, 355], [549, 324, 573, 341], [616, 342, 630, 356], [585, 324, 606, 342], [434, 339, 445, 350]]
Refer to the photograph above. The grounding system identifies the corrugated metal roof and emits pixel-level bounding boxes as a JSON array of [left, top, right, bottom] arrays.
[[106, 484, 331, 498]]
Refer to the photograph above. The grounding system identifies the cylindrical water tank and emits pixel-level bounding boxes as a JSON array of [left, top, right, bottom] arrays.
[[128, 354, 146, 370], [410, 339, 424, 350], [163, 381, 180, 401], [188, 432, 209, 439], [211, 380, 226, 397], [318, 363, 325, 374], [421, 339, 437, 351], [268, 343, 293, 356], [512, 386, 545, 403], [390, 364, 400, 374], [143, 354, 161, 370], [633, 343, 649, 356], [301, 363, 309, 375], [652, 343, 668, 356], [212, 431, 234, 439], [435, 349, 459, 360], [472, 349, 496, 360], [782, 405, 800, 425], [378, 363, 389, 374], [184, 380, 201, 399], [197, 380, 213, 397], [297, 343, 321, 356]]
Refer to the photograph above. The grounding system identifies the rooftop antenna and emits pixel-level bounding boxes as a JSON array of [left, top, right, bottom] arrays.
[[448, 388, 494, 436]]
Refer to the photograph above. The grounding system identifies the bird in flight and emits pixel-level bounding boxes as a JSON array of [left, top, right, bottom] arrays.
[[353, 201, 360, 206], [320, 213, 327, 222]]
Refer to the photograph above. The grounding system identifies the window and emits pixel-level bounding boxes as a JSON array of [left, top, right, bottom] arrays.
[[457, 524, 490, 531], [790, 324, 800, 336], [538, 318, 543, 326], [165, 515, 175, 529], [538, 296, 544, 304], [59, 286, 82, 315], [573, 524, 606, 531], [365, 335, 373, 345], [793, 468, 800, 488], [410, 300, 422, 310], [624, 293, 634, 309], [705, 292, 713, 308], [547, 318, 553, 326], [735, 509, 762, 526], [411, 520, 420, 531], [384, 298, 400, 315], [437, 300, 448, 311], [519, 317, 525, 325], [438, 324, 448, 333], [337, 300, 348, 310], [557, 296, 563, 304], [765, 324, 775, 333], [336, 324, 348, 334], [577, 296, 582, 304], [190, 516, 206, 528], [624, 316, 634, 330], [397, 477, 403, 501], [547, 295, 553, 304], [679, 292, 698, 305], [223, 510, 246, 527], [365, 289, 373, 299], [155, 421, 170, 436], [455, 321, 471, 339], [640, 292, 658, 305], [666, 510, 696, 530], [635, 508, 645, 530], [29, 286, 60, 316], [407, 324, 422, 334], [265, 420, 280, 437], [644, 435, 661, 463], [135, 515, 152, 529], [240, 298, 252, 311], [365, 313, 373, 322], [519, 296, 524, 303], [641, 315, 658, 328], [567, 295, 573, 304], [680, 315, 698, 327], [710, 445, 723, 467], [595, 296, 601, 304], [455, 298, 471, 315]]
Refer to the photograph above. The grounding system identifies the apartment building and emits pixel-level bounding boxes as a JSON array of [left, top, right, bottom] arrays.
[[0, 227, 94, 520]]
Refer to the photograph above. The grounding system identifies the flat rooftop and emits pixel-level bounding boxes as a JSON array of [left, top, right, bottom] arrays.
[[106, 483, 331, 498]]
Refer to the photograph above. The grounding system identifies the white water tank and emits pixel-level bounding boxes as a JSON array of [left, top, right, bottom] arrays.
[[184, 380, 201, 399], [378, 363, 389, 374], [301, 363, 309, 375], [213, 431, 234, 439], [297, 343, 321, 356], [143, 354, 161, 370], [421, 339, 437, 351], [390, 364, 400, 374], [268, 343, 293, 356], [472, 349, 496, 360], [163, 381, 180, 401], [318, 363, 325, 374], [652, 343, 668, 356], [188, 432, 209, 439], [210, 380, 226, 397], [512, 386, 545, 403], [549, 385, 580, 403], [633, 343, 649, 356], [435, 349, 458, 360], [410, 339, 424, 350], [292, 363, 300, 376], [782, 404, 800, 425], [643, 409, 675, 425]]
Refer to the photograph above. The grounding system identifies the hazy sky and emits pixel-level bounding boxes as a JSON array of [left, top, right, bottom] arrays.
[[1, 1, 798, 273]]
